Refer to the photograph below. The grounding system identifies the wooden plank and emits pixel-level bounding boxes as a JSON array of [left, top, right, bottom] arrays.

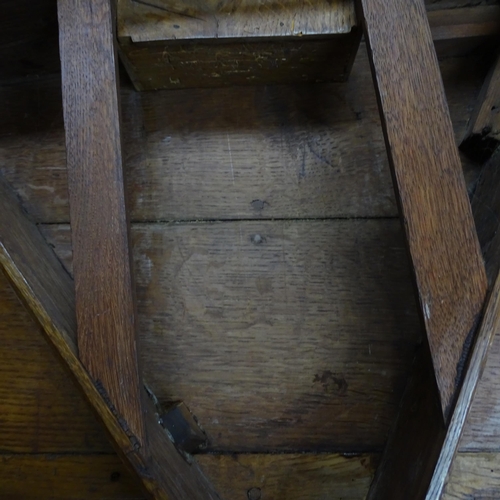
[[0, 217, 420, 454], [426, 270, 500, 497], [461, 52, 500, 164], [0, 178, 77, 354], [364, 71, 500, 500], [41, 219, 422, 452], [4, 215, 500, 497], [443, 452, 500, 499], [435, 149, 500, 497], [58, 0, 144, 444], [197, 453, 378, 500], [0, 454, 144, 500], [0, 271, 111, 454], [115, 2, 499, 90], [0, 49, 488, 223], [117, 0, 359, 90], [429, 6, 500, 58], [0, 178, 221, 499], [118, 1, 498, 44], [0, 452, 378, 500], [358, 0, 488, 420]]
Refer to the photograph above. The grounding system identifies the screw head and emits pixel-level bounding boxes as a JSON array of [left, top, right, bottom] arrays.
[[247, 487, 262, 500]]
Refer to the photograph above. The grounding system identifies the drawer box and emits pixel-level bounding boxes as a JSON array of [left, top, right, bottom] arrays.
[[117, 0, 360, 90]]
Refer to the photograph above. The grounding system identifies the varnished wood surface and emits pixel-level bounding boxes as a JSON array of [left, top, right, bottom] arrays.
[[425, 0, 499, 11], [0, 263, 379, 499], [0, 48, 488, 224], [359, 0, 487, 420], [58, 0, 145, 444], [40, 219, 421, 451]]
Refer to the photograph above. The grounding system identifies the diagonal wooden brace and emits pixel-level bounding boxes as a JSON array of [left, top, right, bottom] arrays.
[[0, 176, 221, 500], [359, 0, 487, 422], [357, 0, 493, 497]]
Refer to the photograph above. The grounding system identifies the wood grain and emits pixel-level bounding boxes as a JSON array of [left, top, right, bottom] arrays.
[[461, 329, 500, 451], [458, 151, 500, 452], [424, 0, 499, 11], [0, 217, 421, 453], [58, 0, 145, 444], [117, 0, 360, 89], [0, 49, 488, 223], [118, 0, 357, 42], [0, 177, 77, 353], [197, 453, 378, 500], [428, 6, 500, 41], [0, 177, 221, 500], [0, 271, 111, 454], [444, 452, 500, 499], [0, 454, 144, 499], [359, 0, 488, 420], [0, 452, 378, 499], [0, 179, 147, 488], [461, 52, 500, 164], [117, 2, 498, 90], [118, 0, 498, 43], [119, 35, 361, 90], [41, 219, 422, 451], [0, 258, 383, 497], [2, 239, 500, 497], [427, 269, 500, 498], [429, 6, 500, 58]]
